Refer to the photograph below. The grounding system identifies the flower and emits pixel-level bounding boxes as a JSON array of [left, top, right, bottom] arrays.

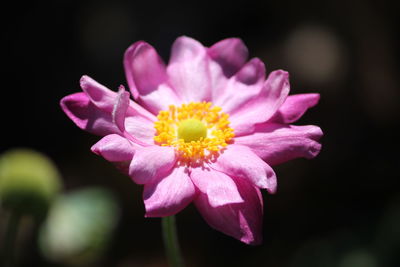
[[60, 36, 322, 245]]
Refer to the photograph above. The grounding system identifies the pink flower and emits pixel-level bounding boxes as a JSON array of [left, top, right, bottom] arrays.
[[60, 36, 322, 245]]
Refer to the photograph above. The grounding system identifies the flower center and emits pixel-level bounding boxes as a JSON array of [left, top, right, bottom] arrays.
[[153, 102, 234, 162], [177, 119, 207, 142]]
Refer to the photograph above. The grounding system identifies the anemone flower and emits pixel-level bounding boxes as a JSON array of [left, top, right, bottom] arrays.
[[61, 36, 322, 246]]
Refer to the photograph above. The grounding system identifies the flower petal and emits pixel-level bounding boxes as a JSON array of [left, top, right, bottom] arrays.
[[194, 177, 263, 245], [65, 75, 159, 145], [190, 167, 243, 207], [235, 123, 323, 166], [110, 85, 153, 146], [143, 166, 195, 217], [229, 70, 290, 136], [214, 58, 265, 114], [90, 134, 140, 175], [124, 41, 180, 113], [129, 146, 177, 185], [124, 41, 167, 97], [80, 74, 157, 120], [60, 90, 156, 145], [112, 85, 130, 133], [91, 134, 137, 162], [167, 36, 211, 102], [80, 75, 116, 113], [124, 116, 156, 145], [60, 92, 121, 136], [208, 37, 248, 77], [270, 93, 320, 123], [211, 145, 277, 193]]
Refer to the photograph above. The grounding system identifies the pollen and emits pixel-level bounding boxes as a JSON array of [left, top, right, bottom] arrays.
[[154, 102, 234, 163]]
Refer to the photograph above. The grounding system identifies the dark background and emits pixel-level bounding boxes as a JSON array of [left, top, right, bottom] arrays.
[[2, 0, 400, 266]]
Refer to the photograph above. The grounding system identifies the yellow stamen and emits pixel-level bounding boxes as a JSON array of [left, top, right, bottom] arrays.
[[153, 102, 234, 163]]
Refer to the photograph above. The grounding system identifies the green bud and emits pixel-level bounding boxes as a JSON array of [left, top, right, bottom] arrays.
[[0, 149, 62, 217]]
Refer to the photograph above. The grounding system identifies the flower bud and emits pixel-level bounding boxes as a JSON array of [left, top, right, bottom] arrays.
[[39, 188, 119, 265], [0, 149, 62, 218]]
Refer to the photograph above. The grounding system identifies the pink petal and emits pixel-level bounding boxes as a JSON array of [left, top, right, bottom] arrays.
[[126, 100, 157, 122], [112, 85, 130, 133], [270, 93, 320, 123], [235, 123, 323, 166], [110, 86, 151, 146], [214, 58, 266, 114], [261, 70, 291, 119], [211, 145, 277, 193], [143, 166, 195, 217], [230, 70, 290, 136], [190, 167, 243, 207], [91, 134, 138, 162], [194, 177, 263, 245], [61, 91, 156, 145], [167, 36, 211, 102], [139, 84, 182, 115], [66, 76, 157, 144], [124, 116, 156, 145], [207, 38, 249, 101], [124, 41, 180, 113], [124, 41, 167, 96], [60, 92, 121, 136], [208, 37, 248, 77], [80, 75, 157, 123], [125, 99, 158, 145], [129, 146, 177, 185], [80, 75, 116, 113]]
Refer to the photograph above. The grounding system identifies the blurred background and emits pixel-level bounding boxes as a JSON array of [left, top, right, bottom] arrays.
[[2, 0, 400, 266]]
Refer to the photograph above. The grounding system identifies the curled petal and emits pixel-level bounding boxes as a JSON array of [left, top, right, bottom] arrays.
[[167, 36, 211, 102], [270, 93, 320, 123], [110, 86, 150, 146], [112, 85, 130, 133], [91, 134, 137, 162], [80, 75, 117, 113], [235, 123, 323, 166], [124, 41, 180, 113], [80, 75, 157, 122], [194, 177, 263, 245], [208, 37, 248, 77], [60, 92, 121, 136], [230, 70, 290, 136], [61, 78, 156, 145], [211, 145, 277, 193], [190, 167, 243, 207], [143, 166, 195, 217], [129, 146, 177, 184]]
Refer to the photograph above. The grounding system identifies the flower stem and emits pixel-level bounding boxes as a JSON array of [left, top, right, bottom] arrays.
[[162, 215, 185, 267], [2, 211, 21, 267]]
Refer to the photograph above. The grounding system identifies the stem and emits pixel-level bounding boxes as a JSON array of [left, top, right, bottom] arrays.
[[2, 211, 21, 267], [162, 215, 185, 267]]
